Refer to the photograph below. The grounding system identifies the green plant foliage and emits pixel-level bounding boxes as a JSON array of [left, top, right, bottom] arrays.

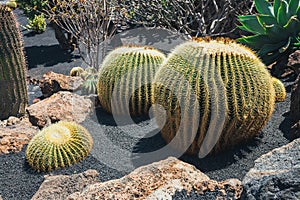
[[26, 13, 47, 33], [272, 77, 286, 102], [17, 0, 48, 19], [97, 46, 166, 116], [153, 38, 277, 155], [237, 0, 300, 65], [0, 5, 28, 120], [26, 121, 93, 172]]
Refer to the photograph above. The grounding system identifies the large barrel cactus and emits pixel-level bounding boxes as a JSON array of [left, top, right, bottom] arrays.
[[153, 38, 276, 156], [0, 5, 28, 120], [97, 46, 166, 116], [26, 121, 93, 172]]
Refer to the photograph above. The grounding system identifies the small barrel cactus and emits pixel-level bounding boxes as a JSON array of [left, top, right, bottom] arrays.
[[153, 38, 276, 156], [70, 66, 84, 77], [97, 45, 166, 116], [26, 121, 93, 172], [272, 77, 286, 102]]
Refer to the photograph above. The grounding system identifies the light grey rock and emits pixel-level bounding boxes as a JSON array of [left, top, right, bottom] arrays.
[[32, 170, 99, 200], [242, 138, 300, 200], [66, 157, 242, 200]]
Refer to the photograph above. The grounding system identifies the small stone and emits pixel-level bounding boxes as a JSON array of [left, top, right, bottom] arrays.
[[40, 71, 83, 97], [26, 91, 93, 128], [32, 98, 41, 104], [6, 116, 21, 126]]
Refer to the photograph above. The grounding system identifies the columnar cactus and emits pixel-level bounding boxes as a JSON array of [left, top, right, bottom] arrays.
[[97, 46, 166, 116], [0, 5, 28, 120], [153, 38, 276, 155], [26, 121, 93, 172], [272, 77, 286, 102]]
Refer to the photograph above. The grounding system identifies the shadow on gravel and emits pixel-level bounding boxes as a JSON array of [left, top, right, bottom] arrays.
[[25, 45, 80, 69], [279, 112, 297, 141]]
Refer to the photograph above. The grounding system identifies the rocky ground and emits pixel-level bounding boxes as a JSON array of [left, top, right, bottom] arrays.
[[0, 8, 299, 200]]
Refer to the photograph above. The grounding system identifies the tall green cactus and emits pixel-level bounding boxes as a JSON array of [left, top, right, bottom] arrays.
[[97, 45, 166, 116], [153, 38, 276, 155], [0, 5, 28, 120]]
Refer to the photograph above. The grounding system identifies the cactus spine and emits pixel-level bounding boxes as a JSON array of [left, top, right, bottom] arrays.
[[26, 121, 93, 172], [271, 77, 286, 102], [97, 46, 166, 116], [153, 38, 276, 155], [0, 5, 28, 120]]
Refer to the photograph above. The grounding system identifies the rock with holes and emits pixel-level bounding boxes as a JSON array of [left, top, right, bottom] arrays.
[[26, 91, 93, 128], [242, 138, 300, 199], [32, 170, 99, 200], [65, 157, 242, 199]]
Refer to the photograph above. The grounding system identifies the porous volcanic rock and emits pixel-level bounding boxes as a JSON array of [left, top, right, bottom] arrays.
[[32, 170, 99, 200], [242, 138, 300, 200], [0, 117, 38, 154], [288, 50, 300, 75], [26, 91, 93, 128], [291, 121, 300, 139], [290, 74, 300, 122], [66, 157, 242, 199], [40, 71, 83, 97]]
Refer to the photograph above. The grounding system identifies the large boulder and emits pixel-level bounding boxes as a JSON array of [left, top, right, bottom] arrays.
[[242, 138, 300, 199], [66, 157, 242, 199], [40, 71, 83, 97], [32, 170, 99, 200], [0, 117, 38, 154], [26, 91, 93, 128]]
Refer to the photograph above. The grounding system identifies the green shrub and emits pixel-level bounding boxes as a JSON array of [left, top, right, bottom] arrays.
[[26, 13, 47, 33]]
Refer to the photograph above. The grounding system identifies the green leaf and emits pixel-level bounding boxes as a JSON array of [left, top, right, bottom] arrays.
[[297, 6, 300, 19], [283, 15, 300, 35], [255, 0, 274, 16], [265, 24, 287, 40], [237, 35, 270, 49], [288, 0, 299, 15], [279, 37, 292, 53], [257, 15, 278, 26], [277, 0, 289, 26], [273, 0, 281, 17], [258, 40, 287, 55], [238, 15, 266, 34]]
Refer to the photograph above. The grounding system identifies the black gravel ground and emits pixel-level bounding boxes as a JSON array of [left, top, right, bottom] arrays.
[[0, 9, 296, 200]]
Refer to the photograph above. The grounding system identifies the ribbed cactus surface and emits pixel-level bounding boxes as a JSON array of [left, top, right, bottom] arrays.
[[272, 77, 286, 102], [0, 5, 28, 120], [97, 46, 166, 116], [26, 121, 93, 172], [153, 38, 276, 155]]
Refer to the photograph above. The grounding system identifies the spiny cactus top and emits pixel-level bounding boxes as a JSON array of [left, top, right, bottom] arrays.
[[97, 45, 166, 116], [153, 37, 276, 156], [0, 5, 28, 120], [26, 121, 93, 172], [272, 77, 286, 102]]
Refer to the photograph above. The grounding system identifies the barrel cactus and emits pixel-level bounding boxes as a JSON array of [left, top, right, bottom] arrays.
[[26, 121, 93, 172], [0, 4, 28, 120], [70, 66, 84, 77], [153, 38, 276, 156], [97, 45, 166, 116], [272, 77, 286, 102]]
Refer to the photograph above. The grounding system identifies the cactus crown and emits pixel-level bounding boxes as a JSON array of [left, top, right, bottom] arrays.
[[26, 121, 93, 172], [272, 77, 286, 102], [97, 45, 166, 116], [153, 38, 276, 155]]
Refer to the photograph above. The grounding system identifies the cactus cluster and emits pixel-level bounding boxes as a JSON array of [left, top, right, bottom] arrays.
[[152, 38, 277, 155], [26, 121, 93, 172], [97, 45, 166, 116], [0, 5, 28, 120]]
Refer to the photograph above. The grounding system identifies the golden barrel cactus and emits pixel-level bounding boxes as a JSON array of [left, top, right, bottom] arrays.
[[97, 46, 166, 116], [153, 38, 276, 156], [272, 77, 286, 102], [26, 121, 93, 172]]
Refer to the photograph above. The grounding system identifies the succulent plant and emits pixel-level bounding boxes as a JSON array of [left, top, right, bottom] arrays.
[[153, 38, 277, 155], [70, 66, 84, 77], [0, 5, 28, 120], [26, 13, 47, 33], [97, 45, 166, 116], [26, 121, 93, 172], [272, 77, 286, 102], [237, 0, 300, 65], [81, 74, 98, 95]]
